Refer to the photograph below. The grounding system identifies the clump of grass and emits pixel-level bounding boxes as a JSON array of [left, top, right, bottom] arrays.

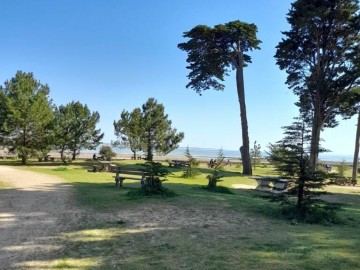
[[127, 186, 177, 198], [201, 186, 234, 194], [52, 167, 68, 171], [281, 203, 345, 225]]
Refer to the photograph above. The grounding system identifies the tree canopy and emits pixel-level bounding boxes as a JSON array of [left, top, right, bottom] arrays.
[[178, 20, 261, 94], [275, 0, 360, 169], [54, 101, 104, 162], [0, 71, 54, 164], [113, 98, 184, 161], [113, 108, 143, 160]]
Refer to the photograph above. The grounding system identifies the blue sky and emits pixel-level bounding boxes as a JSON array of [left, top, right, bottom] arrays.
[[0, 0, 357, 155]]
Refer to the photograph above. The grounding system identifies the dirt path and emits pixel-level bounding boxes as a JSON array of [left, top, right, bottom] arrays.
[[0, 166, 80, 269]]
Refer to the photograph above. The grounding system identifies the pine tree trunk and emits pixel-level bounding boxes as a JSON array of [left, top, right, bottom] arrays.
[[236, 51, 252, 175], [60, 147, 66, 164], [72, 150, 76, 160], [352, 110, 360, 183], [296, 157, 306, 212], [309, 111, 322, 171]]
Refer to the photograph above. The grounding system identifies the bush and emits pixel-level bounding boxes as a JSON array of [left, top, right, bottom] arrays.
[[99, 145, 116, 161], [337, 161, 348, 178], [128, 162, 175, 196]]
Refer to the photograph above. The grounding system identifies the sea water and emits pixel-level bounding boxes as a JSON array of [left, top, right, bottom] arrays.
[[95, 145, 353, 162]]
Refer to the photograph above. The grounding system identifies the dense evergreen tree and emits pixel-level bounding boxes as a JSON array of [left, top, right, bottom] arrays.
[[178, 20, 261, 175], [113, 98, 184, 162], [182, 146, 200, 178], [54, 101, 104, 162], [275, 0, 360, 170], [141, 98, 184, 161], [113, 108, 143, 160], [268, 117, 341, 223], [0, 71, 54, 164]]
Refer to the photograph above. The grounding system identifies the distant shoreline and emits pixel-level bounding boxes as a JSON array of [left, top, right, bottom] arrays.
[[48, 149, 354, 165]]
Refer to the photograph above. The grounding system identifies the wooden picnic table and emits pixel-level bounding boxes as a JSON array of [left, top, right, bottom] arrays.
[[168, 160, 188, 168], [92, 160, 112, 172]]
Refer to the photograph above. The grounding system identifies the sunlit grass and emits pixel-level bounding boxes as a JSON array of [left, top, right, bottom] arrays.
[[2, 159, 360, 269], [0, 181, 11, 189]]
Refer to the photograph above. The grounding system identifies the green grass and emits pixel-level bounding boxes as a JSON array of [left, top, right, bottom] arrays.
[[2, 159, 360, 269], [0, 181, 10, 189]]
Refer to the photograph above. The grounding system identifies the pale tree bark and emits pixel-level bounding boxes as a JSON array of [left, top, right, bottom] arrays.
[[235, 48, 252, 175]]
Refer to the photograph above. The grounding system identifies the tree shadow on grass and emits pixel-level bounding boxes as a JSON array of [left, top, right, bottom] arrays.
[[1, 181, 360, 269]]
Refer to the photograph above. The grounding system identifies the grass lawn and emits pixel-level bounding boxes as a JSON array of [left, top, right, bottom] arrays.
[[2, 159, 360, 269]]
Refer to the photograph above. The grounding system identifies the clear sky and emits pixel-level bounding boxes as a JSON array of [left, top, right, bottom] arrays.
[[0, 0, 357, 155]]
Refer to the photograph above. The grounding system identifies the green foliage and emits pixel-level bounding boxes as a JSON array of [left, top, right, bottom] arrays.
[[53, 101, 104, 163], [182, 146, 200, 178], [141, 98, 184, 161], [178, 20, 261, 94], [281, 202, 344, 225], [99, 145, 116, 161], [337, 161, 349, 178], [114, 98, 184, 162], [178, 20, 261, 175], [275, 0, 360, 168], [0, 71, 54, 164], [132, 161, 174, 196], [113, 108, 143, 160], [250, 140, 261, 169], [268, 117, 341, 224], [207, 149, 225, 189]]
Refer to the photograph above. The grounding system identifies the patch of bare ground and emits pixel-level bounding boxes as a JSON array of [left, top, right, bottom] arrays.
[[0, 166, 83, 269], [0, 165, 274, 269]]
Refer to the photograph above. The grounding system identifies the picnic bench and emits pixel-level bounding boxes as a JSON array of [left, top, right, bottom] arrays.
[[168, 160, 188, 168], [254, 177, 291, 193], [92, 160, 113, 172], [112, 168, 147, 187], [44, 155, 55, 161]]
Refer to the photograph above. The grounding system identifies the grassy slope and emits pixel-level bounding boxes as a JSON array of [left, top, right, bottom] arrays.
[[2, 160, 360, 269]]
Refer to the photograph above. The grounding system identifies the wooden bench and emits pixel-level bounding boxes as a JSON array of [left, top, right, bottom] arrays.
[[92, 161, 113, 172], [113, 169, 147, 187], [168, 160, 188, 168]]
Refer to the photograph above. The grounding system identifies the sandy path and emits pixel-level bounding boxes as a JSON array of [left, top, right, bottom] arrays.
[[0, 166, 80, 269]]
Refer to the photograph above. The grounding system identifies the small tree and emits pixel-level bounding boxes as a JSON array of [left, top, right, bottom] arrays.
[[99, 145, 116, 161], [139, 161, 172, 195], [141, 98, 184, 161], [268, 117, 341, 224], [207, 149, 225, 189], [182, 146, 200, 178], [250, 141, 261, 170], [113, 108, 143, 160], [337, 161, 349, 178]]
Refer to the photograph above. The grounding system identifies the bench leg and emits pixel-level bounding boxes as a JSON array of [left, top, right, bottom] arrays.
[[115, 177, 118, 187], [115, 177, 124, 188]]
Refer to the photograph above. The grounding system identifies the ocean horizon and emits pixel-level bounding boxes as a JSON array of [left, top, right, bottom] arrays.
[[91, 145, 354, 163]]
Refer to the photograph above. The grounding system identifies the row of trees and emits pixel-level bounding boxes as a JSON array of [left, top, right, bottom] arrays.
[[0, 71, 104, 164], [0, 73, 185, 165], [178, 0, 360, 180], [178, 0, 359, 221]]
